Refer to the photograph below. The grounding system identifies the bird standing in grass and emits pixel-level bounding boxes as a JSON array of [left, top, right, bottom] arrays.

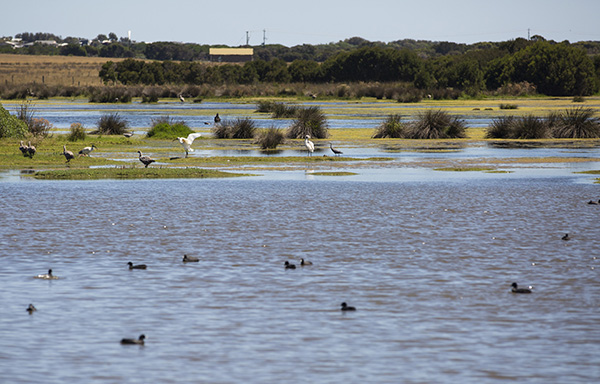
[[304, 135, 314, 156], [123, 131, 134, 138], [78, 144, 97, 157], [27, 141, 36, 158], [174, 133, 203, 158], [329, 143, 343, 156], [63, 145, 75, 163], [19, 141, 28, 156], [137, 151, 155, 168]]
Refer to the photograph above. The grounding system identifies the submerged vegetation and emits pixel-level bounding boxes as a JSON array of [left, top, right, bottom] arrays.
[[33, 167, 248, 180]]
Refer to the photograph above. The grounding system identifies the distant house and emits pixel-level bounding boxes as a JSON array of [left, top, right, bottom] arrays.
[[209, 48, 253, 63]]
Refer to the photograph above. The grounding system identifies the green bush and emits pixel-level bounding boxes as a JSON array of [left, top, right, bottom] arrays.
[[67, 123, 87, 141], [146, 117, 193, 139], [372, 114, 406, 138], [499, 103, 518, 110], [93, 113, 129, 135], [255, 127, 285, 150], [0, 104, 28, 138], [286, 106, 328, 139]]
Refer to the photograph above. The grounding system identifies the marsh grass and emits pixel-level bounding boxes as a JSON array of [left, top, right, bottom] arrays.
[[92, 113, 129, 135], [213, 118, 257, 139], [407, 109, 466, 139], [552, 107, 600, 138], [147, 116, 193, 139], [287, 106, 328, 139], [372, 114, 406, 138], [33, 167, 248, 180], [255, 127, 285, 150]]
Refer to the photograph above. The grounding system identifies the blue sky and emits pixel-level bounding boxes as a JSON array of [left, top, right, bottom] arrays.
[[3, 0, 600, 46]]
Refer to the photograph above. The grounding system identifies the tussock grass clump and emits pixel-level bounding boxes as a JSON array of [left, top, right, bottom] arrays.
[[255, 100, 275, 113], [552, 107, 600, 138], [499, 103, 518, 110], [513, 115, 550, 139], [213, 118, 257, 139], [67, 123, 86, 141], [89, 87, 132, 103], [255, 127, 285, 150], [92, 113, 129, 135], [407, 109, 466, 139], [486, 116, 515, 139], [372, 114, 406, 138], [146, 116, 192, 139], [286, 106, 329, 139]]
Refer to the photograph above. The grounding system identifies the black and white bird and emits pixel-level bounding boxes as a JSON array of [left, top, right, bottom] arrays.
[[329, 143, 343, 156], [34, 269, 59, 280], [63, 145, 75, 163], [26, 141, 36, 158], [120, 334, 145, 345], [137, 151, 155, 168], [304, 135, 314, 156], [511, 282, 532, 294], [123, 131, 135, 138], [78, 144, 97, 157], [174, 133, 202, 158], [26, 304, 37, 314], [300, 258, 313, 266], [127, 262, 147, 270], [19, 141, 28, 156], [341, 302, 356, 311], [179, 94, 185, 102], [182, 255, 199, 262]]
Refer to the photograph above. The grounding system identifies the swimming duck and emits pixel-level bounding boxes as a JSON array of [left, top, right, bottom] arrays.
[[127, 262, 147, 270], [300, 258, 313, 266], [182, 254, 199, 262], [587, 200, 598, 205], [341, 302, 356, 311], [120, 334, 145, 345], [562, 233, 571, 241], [26, 304, 37, 314], [511, 282, 532, 294], [284, 261, 296, 269], [34, 269, 59, 280]]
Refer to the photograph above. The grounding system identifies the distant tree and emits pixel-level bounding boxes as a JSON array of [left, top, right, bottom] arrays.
[[60, 43, 86, 56], [108, 32, 118, 42]]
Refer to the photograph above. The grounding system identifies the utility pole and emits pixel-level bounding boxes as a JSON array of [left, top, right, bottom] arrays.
[[527, 28, 531, 40], [262, 29, 267, 46], [246, 31, 250, 46]]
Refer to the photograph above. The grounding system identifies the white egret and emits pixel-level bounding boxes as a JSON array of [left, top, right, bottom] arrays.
[[137, 151, 155, 168], [304, 135, 314, 156], [174, 133, 202, 158], [121, 334, 145, 345], [511, 282, 532, 294], [63, 145, 75, 163], [329, 143, 343, 156], [78, 144, 97, 157]]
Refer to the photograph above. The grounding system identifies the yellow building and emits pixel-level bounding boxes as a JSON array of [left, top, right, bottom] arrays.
[[209, 48, 254, 63]]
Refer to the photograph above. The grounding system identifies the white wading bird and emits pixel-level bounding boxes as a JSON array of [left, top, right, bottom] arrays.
[[304, 135, 314, 156], [174, 133, 202, 158]]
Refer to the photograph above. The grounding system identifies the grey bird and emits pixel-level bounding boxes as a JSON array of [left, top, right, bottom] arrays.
[[329, 143, 343, 156], [137, 151, 155, 168], [182, 254, 199, 262], [63, 145, 75, 163]]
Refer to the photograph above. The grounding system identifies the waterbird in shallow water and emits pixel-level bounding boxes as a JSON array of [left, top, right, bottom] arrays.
[[26, 304, 37, 314], [127, 262, 147, 270], [78, 144, 97, 157], [137, 151, 155, 168], [341, 302, 356, 311], [34, 269, 58, 280], [562, 233, 571, 241], [329, 143, 343, 156], [304, 135, 314, 156], [284, 261, 296, 269], [214, 113, 221, 124], [300, 258, 313, 266], [121, 334, 145, 345], [63, 145, 75, 163], [511, 282, 532, 294], [173, 133, 202, 158], [182, 254, 199, 262]]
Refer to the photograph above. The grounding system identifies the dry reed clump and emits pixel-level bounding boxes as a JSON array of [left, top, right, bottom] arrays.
[[406, 109, 466, 139], [254, 127, 286, 150], [552, 107, 600, 138], [92, 113, 129, 135], [286, 106, 329, 139], [213, 117, 257, 139]]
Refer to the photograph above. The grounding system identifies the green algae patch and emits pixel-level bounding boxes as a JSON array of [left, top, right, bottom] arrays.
[[32, 167, 251, 180], [311, 171, 358, 176]]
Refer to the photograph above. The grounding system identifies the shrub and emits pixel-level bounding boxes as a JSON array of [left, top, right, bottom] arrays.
[[255, 127, 285, 150], [67, 123, 87, 141], [0, 104, 28, 138], [89, 87, 132, 103], [255, 100, 276, 113], [146, 117, 193, 139], [141, 87, 160, 103], [213, 118, 256, 139], [93, 113, 129, 135], [286, 106, 328, 139], [572, 96, 586, 103], [499, 103, 518, 110], [15, 100, 52, 138], [486, 116, 516, 139], [513, 115, 550, 139], [372, 114, 406, 138], [407, 109, 466, 139], [552, 107, 600, 138], [271, 102, 299, 118]]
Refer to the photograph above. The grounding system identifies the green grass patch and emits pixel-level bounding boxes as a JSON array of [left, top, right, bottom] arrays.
[[32, 167, 250, 180]]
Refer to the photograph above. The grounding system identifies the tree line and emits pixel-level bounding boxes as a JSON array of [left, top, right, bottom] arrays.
[[99, 40, 600, 96]]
